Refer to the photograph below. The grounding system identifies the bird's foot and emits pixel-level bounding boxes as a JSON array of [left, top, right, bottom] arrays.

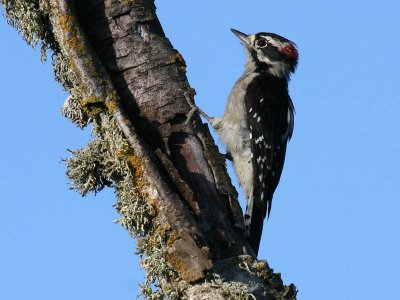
[[184, 91, 199, 125], [184, 91, 214, 125]]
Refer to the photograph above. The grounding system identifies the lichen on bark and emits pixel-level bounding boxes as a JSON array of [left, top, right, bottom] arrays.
[[0, 0, 54, 60]]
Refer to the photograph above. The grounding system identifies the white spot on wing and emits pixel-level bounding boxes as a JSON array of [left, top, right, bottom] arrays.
[[254, 135, 264, 144]]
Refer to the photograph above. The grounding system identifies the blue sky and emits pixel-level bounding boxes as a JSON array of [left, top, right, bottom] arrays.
[[1, 1, 400, 299]]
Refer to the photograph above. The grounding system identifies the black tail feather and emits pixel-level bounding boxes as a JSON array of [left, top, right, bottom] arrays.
[[246, 194, 273, 256], [247, 202, 265, 256]]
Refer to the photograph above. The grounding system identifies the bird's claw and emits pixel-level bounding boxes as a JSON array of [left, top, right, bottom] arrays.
[[184, 91, 199, 125], [183, 90, 214, 126]]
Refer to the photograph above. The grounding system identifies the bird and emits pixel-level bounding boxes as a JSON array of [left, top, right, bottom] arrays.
[[185, 29, 298, 255]]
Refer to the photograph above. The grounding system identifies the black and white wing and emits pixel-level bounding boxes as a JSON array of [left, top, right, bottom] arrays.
[[243, 75, 294, 255]]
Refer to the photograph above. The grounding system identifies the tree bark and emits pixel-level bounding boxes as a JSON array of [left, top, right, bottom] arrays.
[[67, 0, 254, 269], [0, 0, 297, 298]]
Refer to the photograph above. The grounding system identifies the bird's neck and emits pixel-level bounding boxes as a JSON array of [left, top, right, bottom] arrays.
[[244, 49, 292, 80], [242, 64, 289, 90]]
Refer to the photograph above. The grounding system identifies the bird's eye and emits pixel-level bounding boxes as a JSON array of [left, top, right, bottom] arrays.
[[256, 38, 268, 48]]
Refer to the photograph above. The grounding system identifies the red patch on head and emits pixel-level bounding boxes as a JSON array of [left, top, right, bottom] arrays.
[[281, 43, 298, 60]]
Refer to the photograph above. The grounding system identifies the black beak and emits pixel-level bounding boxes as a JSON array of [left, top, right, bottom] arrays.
[[231, 28, 250, 45]]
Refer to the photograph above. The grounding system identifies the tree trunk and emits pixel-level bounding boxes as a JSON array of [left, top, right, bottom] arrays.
[[0, 0, 297, 298]]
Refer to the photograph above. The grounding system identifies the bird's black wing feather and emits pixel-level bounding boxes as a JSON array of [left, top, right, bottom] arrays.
[[243, 75, 291, 255]]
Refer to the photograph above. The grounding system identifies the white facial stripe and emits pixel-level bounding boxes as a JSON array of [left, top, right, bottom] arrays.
[[261, 35, 284, 50], [257, 54, 290, 78], [258, 55, 273, 65], [252, 34, 284, 50]]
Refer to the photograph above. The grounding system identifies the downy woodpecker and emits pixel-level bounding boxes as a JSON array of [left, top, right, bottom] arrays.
[[186, 29, 298, 255]]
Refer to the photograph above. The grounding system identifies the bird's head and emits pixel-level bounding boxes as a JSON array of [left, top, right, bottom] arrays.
[[231, 29, 298, 79]]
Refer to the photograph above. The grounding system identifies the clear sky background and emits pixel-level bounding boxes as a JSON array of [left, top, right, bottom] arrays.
[[1, 1, 399, 299]]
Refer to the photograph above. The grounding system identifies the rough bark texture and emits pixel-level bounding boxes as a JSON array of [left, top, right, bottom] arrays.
[[0, 0, 297, 298], [72, 0, 252, 271]]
